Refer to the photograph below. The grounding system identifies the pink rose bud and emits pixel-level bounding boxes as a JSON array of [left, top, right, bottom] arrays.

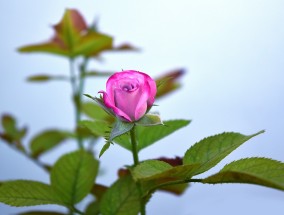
[[99, 70, 157, 122]]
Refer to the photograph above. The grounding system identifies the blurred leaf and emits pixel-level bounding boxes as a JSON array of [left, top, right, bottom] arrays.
[[155, 69, 185, 99], [2, 114, 16, 133], [113, 43, 139, 51], [91, 184, 108, 200], [100, 175, 140, 215], [51, 150, 99, 205], [135, 113, 163, 126], [183, 130, 265, 175], [53, 9, 88, 48], [81, 102, 113, 122], [0, 114, 27, 151], [79, 120, 110, 137], [27, 74, 68, 82], [86, 201, 100, 215], [84, 71, 114, 77], [18, 9, 113, 58], [19, 211, 65, 215], [18, 39, 70, 57], [75, 126, 94, 139], [0, 180, 65, 207], [73, 32, 113, 57], [115, 120, 191, 151], [30, 129, 71, 158], [203, 158, 284, 191]]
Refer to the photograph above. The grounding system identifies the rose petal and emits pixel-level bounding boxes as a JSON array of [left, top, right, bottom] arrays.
[[99, 91, 132, 122]]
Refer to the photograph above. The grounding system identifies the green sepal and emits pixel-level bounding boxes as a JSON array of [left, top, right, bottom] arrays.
[[84, 94, 115, 117], [99, 142, 111, 158], [135, 113, 163, 126], [109, 120, 134, 142]]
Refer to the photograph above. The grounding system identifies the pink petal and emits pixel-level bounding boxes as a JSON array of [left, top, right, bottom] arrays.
[[99, 91, 132, 122]]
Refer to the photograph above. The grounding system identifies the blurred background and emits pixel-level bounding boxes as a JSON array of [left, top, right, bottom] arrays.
[[1, 0, 284, 214]]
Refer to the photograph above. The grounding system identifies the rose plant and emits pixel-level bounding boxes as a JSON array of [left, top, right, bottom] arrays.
[[1, 8, 284, 215]]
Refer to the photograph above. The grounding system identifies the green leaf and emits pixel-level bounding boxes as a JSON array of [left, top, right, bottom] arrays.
[[203, 158, 284, 191], [0, 180, 65, 207], [132, 160, 172, 179], [133, 161, 200, 182], [19, 211, 65, 215], [86, 201, 100, 215], [0, 114, 27, 151], [2, 114, 16, 133], [18, 9, 113, 58], [27, 75, 68, 82], [79, 120, 110, 137], [132, 161, 200, 196], [135, 113, 163, 126], [84, 71, 114, 77], [99, 142, 111, 158], [81, 102, 112, 121], [18, 41, 70, 57], [73, 32, 113, 57], [109, 120, 134, 142], [51, 150, 99, 205], [100, 175, 140, 215], [183, 130, 265, 175], [115, 120, 191, 151], [30, 129, 71, 158]]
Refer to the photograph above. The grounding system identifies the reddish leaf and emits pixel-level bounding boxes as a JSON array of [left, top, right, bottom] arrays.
[[155, 69, 185, 98], [91, 184, 108, 201], [53, 9, 88, 47], [18, 9, 113, 58]]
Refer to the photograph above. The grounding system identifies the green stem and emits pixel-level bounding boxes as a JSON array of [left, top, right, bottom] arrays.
[[70, 206, 85, 215], [130, 126, 139, 166], [69, 58, 83, 149], [150, 178, 203, 194], [130, 126, 145, 215]]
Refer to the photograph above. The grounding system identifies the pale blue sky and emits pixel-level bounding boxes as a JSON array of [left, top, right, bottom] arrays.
[[1, 0, 284, 214]]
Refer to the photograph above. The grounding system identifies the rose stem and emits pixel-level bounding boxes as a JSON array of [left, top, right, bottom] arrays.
[[130, 126, 139, 166], [130, 126, 146, 215]]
